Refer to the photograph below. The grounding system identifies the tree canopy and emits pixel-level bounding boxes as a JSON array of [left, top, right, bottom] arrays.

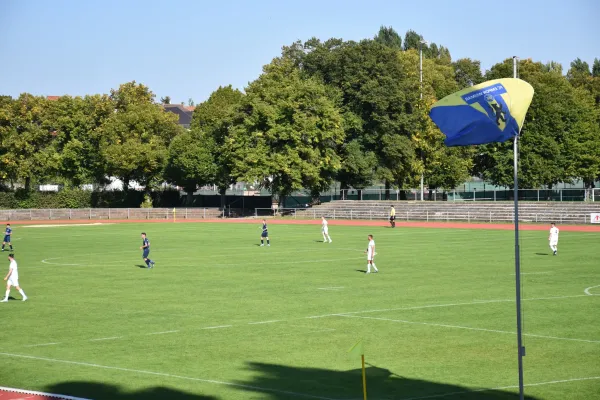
[[1, 26, 599, 199]]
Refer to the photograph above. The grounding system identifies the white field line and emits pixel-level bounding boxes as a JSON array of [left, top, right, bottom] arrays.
[[41, 258, 83, 266], [200, 325, 232, 330], [339, 315, 600, 344], [88, 336, 122, 342], [584, 285, 600, 296], [0, 386, 90, 400], [305, 294, 589, 319], [23, 223, 111, 228], [2, 352, 596, 400], [40, 255, 365, 268], [23, 342, 61, 348], [400, 376, 600, 400], [147, 330, 179, 335], [318, 287, 345, 290], [20, 293, 593, 348], [248, 320, 281, 325], [39, 245, 363, 266], [0, 352, 338, 400]]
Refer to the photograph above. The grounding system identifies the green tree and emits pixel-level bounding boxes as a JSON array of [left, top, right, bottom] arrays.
[[163, 130, 217, 204], [337, 140, 378, 198], [475, 59, 599, 191], [593, 58, 600, 78], [453, 58, 484, 89], [110, 81, 154, 111], [563, 88, 600, 189], [46, 94, 114, 187], [160, 96, 171, 104], [100, 82, 183, 193], [299, 39, 422, 197], [403, 30, 423, 51], [284, 37, 461, 197], [228, 57, 344, 206], [568, 58, 591, 75], [397, 49, 465, 193], [191, 85, 245, 208], [567, 58, 592, 88], [425, 146, 473, 192], [374, 26, 402, 50], [568, 58, 600, 106], [543, 61, 563, 74], [0, 96, 14, 185], [0, 94, 57, 190]]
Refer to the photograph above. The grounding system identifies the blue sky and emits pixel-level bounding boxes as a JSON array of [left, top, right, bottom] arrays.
[[1, 0, 598, 104]]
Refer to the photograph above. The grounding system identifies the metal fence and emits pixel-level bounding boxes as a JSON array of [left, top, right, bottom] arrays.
[[329, 188, 600, 202], [0, 208, 223, 221], [255, 207, 599, 224]]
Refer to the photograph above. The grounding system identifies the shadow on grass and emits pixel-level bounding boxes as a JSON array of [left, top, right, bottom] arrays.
[[355, 269, 367, 273], [45, 382, 218, 400], [135, 264, 148, 268], [232, 362, 542, 400], [44, 363, 542, 400], [535, 253, 549, 256]]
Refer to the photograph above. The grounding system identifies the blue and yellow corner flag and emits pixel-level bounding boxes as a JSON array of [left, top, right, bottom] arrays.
[[429, 78, 534, 146], [348, 339, 364, 359]]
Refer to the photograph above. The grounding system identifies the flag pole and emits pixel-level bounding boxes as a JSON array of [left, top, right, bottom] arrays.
[[361, 354, 367, 400], [512, 55, 525, 400]]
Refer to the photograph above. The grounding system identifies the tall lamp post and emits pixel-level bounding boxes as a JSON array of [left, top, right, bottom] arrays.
[[419, 39, 428, 201]]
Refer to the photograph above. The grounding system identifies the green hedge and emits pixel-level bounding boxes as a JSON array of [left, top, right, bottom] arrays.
[[0, 189, 182, 209], [0, 189, 273, 209]]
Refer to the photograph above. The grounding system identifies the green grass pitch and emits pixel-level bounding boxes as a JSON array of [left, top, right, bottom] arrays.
[[0, 222, 598, 400]]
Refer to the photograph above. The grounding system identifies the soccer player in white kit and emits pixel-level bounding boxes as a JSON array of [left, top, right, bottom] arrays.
[[364, 234, 378, 274], [1, 254, 27, 302], [321, 216, 332, 243], [548, 222, 559, 256]]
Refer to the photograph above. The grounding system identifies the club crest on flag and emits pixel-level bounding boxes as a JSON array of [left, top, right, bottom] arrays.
[[461, 84, 511, 131]]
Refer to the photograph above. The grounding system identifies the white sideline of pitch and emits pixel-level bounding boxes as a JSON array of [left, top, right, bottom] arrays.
[[0, 352, 337, 400], [1, 352, 598, 400], [400, 376, 600, 400]]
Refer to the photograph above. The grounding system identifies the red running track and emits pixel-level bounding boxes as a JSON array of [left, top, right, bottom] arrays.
[[10, 218, 600, 232]]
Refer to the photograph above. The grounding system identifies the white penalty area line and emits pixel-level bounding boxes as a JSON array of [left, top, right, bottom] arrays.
[[0, 385, 91, 400], [305, 294, 590, 319], [20, 294, 594, 348], [400, 376, 600, 400], [339, 315, 600, 344], [317, 287, 344, 291], [0, 352, 338, 400]]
